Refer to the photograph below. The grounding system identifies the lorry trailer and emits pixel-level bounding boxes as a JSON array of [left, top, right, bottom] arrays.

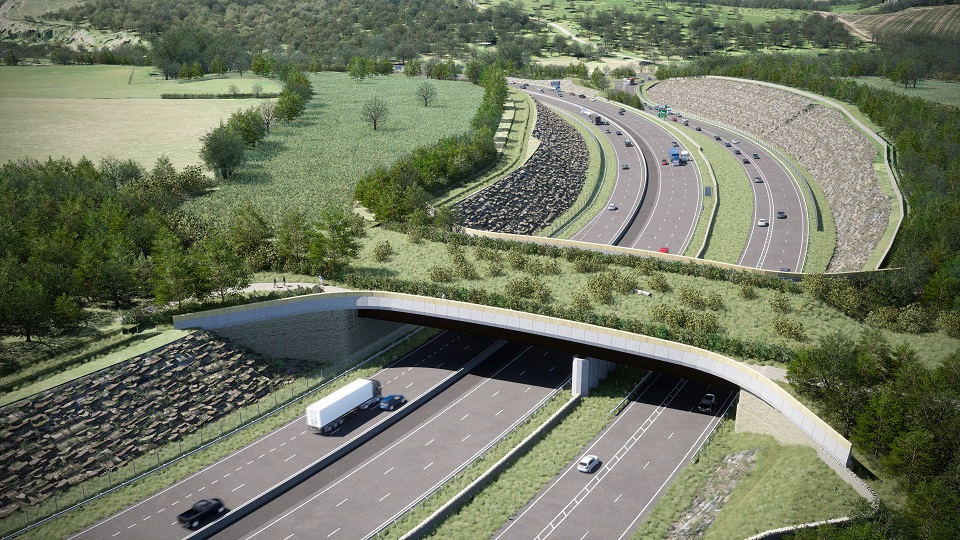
[[307, 378, 382, 433], [670, 148, 680, 165]]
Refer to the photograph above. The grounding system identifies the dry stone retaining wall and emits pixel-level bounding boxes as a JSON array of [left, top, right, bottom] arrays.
[[648, 78, 888, 271], [457, 100, 588, 235]]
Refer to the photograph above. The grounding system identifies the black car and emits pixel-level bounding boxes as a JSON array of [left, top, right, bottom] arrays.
[[734, 149, 742, 155], [752, 153, 760, 159], [695, 126, 702, 131], [178, 499, 226, 529], [724, 142, 732, 147], [742, 158, 750, 164], [379, 394, 407, 410], [777, 210, 787, 219], [578, 93, 586, 98], [714, 135, 721, 141], [698, 394, 716, 413]]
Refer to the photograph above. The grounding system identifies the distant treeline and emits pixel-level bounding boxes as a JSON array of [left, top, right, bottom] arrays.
[[1, 40, 149, 66], [872, 0, 960, 13], [671, 0, 845, 10], [161, 92, 280, 99], [657, 53, 960, 316]]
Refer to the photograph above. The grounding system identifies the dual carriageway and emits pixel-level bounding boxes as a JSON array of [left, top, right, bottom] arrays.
[[71, 81, 817, 540]]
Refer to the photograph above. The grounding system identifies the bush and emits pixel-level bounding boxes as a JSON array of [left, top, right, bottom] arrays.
[[372, 240, 394, 262], [773, 316, 806, 341], [647, 273, 671, 293], [572, 292, 592, 312], [739, 283, 758, 300], [487, 261, 505, 277], [505, 276, 552, 303], [936, 310, 960, 338], [428, 265, 453, 282], [507, 249, 528, 271], [572, 255, 604, 273], [677, 286, 705, 310], [474, 246, 501, 262], [688, 312, 720, 334], [865, 306, 899, 329], [769, 293, 791, 314], [705, 292, 725, 311], [896, 303, 934, 334]]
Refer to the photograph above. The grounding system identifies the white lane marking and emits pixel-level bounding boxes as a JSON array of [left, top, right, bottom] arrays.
[[524, 387, 531, 393], [424, 462, 434, 470], [198, 487, 205, 492], [259, 454, 265, 459], [406, 383, 414, 388], [615, 493, 622, 503], [548, 366, 555, 372], [668, 432, 674, 440], [462, 434, 471, 442], [232, 484, 245, 492], [496, 409, 503, 416], [336, 498, 348, 507], [211, 480, 218, 484], [223, 473, 230, 478], [384, 467, 394, 475], [269, 448, 276, 452], [185, 494, 193, 499], [379, 493, 391, 502], [425, 438, 434, 446], [157, 508, 164, 513], [460, 413, 469, 421], [236, 467, 243, 471], [247, 461, 254, 465], [291, 436, 296, 441], [127, 524, 135, 529], [280, 442, 286, 447], [519, 370, 526, 376], [283, 535, 294, 540], [492, 390, 499, 398], [142, 516, 150, 521], [300, 431, 307, 435], [327, 528, 340, 537], [112, 532, 121, 537], [285, 454, 297, 462], [580, 532, 589, 540]]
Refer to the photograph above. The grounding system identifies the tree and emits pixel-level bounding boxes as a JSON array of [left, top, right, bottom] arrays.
[[404, 60, 422, 77], [195, 235, 251, 301], [210, 55, 226, 76], [199, 122, 245, 179], [308, 205, 365, 278], [227, 202, 273, 260], [361, 96, 389, 131], [150, 228, 202, 308], [348, 56, 367, 82], [276, 210, 312, 274], [275, 89, 305, 122], [258, 101, 278, 132], [227, 106, 267, 147], [416, 82, 437, 106], [590, 67, 610, 91]]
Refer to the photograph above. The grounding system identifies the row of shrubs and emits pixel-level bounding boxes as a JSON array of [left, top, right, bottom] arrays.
[[161, 92, 280, 99]]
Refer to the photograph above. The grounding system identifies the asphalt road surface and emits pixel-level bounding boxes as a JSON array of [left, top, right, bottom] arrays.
[[494, 373, 736, 540], [517, 84, 702, 255], [68, 331, 500, 540], [215, 342, 571, 540]]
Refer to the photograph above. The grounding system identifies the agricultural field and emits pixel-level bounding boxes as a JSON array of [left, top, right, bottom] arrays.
[[183, 72, 485, 227], [847, 76, 960, 109], [832, 3, 960, 41], [0, 65, 279, 169], [0, 0, 139, 48], [352, 226, 960, 367]]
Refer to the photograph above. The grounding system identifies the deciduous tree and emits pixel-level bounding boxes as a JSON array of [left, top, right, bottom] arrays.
[[199, 122, 245, 179], [361, 96, 389, 130]]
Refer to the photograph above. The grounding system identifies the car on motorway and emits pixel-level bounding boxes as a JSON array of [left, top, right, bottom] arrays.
[[742, 158, 751, 164], [616, 130, 622, 135], [752, 153, 760, 159], [577, 455, 601, 473], [754, 176, 763, 183], [619, 108, 626, 115], [622, 163, 630, 169], [698, 394, 716, 413], [714, 135, 721, 141], [178, 498, 225, 529], [379, 394, 406, 410], [625, 139, 633, 147], [777, 210, 787, 219], [735, 149, 742, 155], [608, 203, 618, 211], [731, 139, 739, 144], [661, 158, 668, 165], [780, 267, 791, 272], [724, 142, 732, 147], [658, 247, 669, 253], [671, 140, 679, 147], [695, 126, 702, 131], [757, 218, 769, 227]]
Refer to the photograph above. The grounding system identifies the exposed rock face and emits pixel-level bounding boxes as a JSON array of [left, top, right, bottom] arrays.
[[458, 100, 589, 235], [0, 332, 308, 513], [649, 78, 889, 271]]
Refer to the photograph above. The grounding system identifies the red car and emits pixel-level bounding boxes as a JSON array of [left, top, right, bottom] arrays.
[[658, 247, 669, 253], [661, 159, 668, 165]]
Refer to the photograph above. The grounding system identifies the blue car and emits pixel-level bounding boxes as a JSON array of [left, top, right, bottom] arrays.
[[379, 394, 406, 411]]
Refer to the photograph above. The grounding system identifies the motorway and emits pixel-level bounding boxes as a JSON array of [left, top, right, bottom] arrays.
[[517, 84, 702, 255], [218, 342, 570, 540], [68, 331, 502, 540], [494, 374, 735, 540]]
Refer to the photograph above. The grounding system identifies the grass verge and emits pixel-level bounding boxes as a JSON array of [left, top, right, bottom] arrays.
[[421, 366, 648, 538], [632, 422, 862, 539]]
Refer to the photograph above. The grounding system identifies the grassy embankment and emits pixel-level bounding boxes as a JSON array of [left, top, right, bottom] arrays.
[[0, 64, 278, 169]]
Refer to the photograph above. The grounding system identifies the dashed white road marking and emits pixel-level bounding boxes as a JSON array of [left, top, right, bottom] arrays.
[[384, 467, 394, 475], [232, 484, 245, 492], [379, 493, 391, 502], [327, 527, 340, 537], [284, 454, 297, 462], [424, 462, 434, 470], [336, 498, 348, 507]]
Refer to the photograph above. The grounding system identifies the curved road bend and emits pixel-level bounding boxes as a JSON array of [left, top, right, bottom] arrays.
[[68, 331, 500, 540], [517, 84, 701, 255], [494, 374, 736, 540], [216, 343, 571, 540]]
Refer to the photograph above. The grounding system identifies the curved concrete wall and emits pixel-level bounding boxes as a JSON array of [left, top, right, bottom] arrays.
[[173, 291, 852, 464]]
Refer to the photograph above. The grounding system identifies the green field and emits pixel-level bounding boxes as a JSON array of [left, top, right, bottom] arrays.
[[846, 76, 960, 109], [184, 72, 485, 226], [0, 65, 280, 169], [353, 226, 960, 366]]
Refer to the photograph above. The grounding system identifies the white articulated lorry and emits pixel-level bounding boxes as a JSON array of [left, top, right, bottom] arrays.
[[306, 378, 382, 433]]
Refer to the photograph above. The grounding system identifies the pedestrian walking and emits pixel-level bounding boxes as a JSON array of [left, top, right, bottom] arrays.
[[273, 277, 277, 288], [282, 276, 286, 287]]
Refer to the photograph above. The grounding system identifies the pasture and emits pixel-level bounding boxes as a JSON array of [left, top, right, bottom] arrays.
[[848, 76, 960, 109], [0, 65, 279, 169], [183, 72, 485, 227], [834, 4, 960, 41]]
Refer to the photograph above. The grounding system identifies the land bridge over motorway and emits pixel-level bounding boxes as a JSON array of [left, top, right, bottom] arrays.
[[174, 290, 852, 466]]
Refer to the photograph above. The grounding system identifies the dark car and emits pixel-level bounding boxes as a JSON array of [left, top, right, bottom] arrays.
[[724, 142, 732, 147], [752, 153, 760, 159], [178, 499, 225, 529], [742, 158, 751, 164], [379, 394, 406, 411], [714, 135, 722, 141], [578, 93, 586, 98], [698, 394, 716, 413], [695, 126, 702, 131], [734, 149, 742, 155], [777, 210, 787, 219], [616, 130, 622, 135]]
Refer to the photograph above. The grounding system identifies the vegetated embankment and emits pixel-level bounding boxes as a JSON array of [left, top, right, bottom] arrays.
[[648, 78, 888, 272]]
